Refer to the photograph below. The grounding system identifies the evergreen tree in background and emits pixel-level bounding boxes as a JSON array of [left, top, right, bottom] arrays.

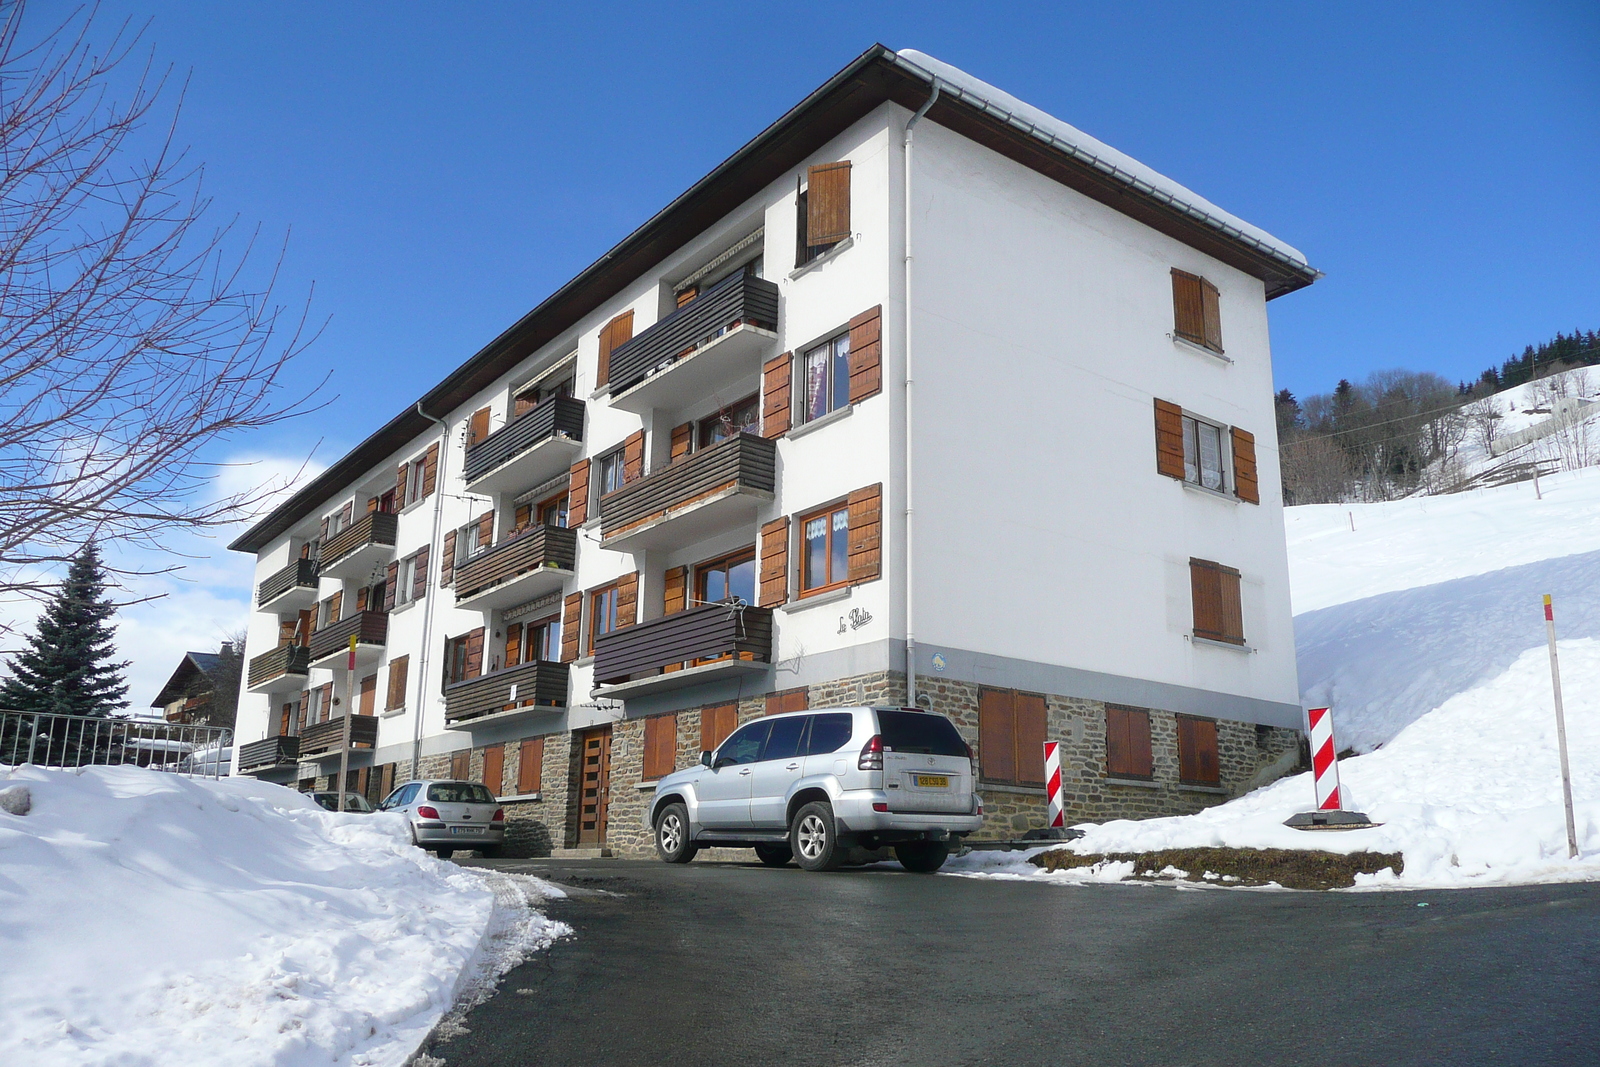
[[0, 542, 128, 717]]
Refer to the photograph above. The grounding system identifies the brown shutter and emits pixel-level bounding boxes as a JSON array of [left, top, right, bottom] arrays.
[[513, 391, 536, 418], [482, 744, 505, 797], [517, 736, 544, 794], [663, 566, 688, 614], [1015, 693, 1047, 785], [356, 587, 369, 612], [384, 562, 399, 611], [450, 750, 470, 781], [358, 674, 376, 715], [1201, 279, 1223, 353], [561, 593, 583, 662], [319, 516, 330, 544], [477, 512, 493, 548], [297, 690, 309, 732], [1190, 558, 1244, 644], [395, 464, 408, 510], [440, 530, 457, 587], [807, 161, 852, 245], [759, 517, 789, 607], [295, 609, 312, 646], [1178, 715, 1220, 785], [1172, 269, 1204, 345], [421, 443, 439, 498], [765, 688, 808, 716], [670, 423, 693, 463], [623, 429, 645, 484], [676, 286, 698, 308], [466, 407, 491, 450], [411, 546, 429, 601], [761, 351, 792, 438], [386, 655, 409, 710], [616, 571, 638, 628], [978, 688, 1016, 784], [514, 502, 532, 529], [596, 310, 634, 388], [700, 704, 738, 753], [278, 618, 297, 647], [319, 683, 334, 722], [847, 305, 882, 402], [327, 591, 342, 624], [464, 627, 485, 679], [1154, 399, 1186, 479], [367, 496, 380, 514], [501, 623, 522, 669], [567, 459, 589, 526], [1106, 706, 1153, 779], [339, 502, 353, 528], [643, 713, 677, 780], [1231, 427, 1259, 504], [846, 483, 882, 583]]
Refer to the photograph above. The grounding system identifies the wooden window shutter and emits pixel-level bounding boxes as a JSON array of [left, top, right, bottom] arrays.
[[567, 459, 590, 526], [765, 688, 808, 716], [411, 546, 429, 601], [466, 407, 491, 450], [358, 674, 377, 715], [1171, 269, 1204, 346], [670, 423, 693, 463], [356, 587, 369, 612], [847, 305, 883, 402], [278, 618, 296, 647], [514, 502, 532, 529], [623, 430, 645, 484], [513, 391, 536, 418], [395, 464, 408, 510], [339, 502, 353, 528], [560, 592, 583, 662], [366, 496, 379, 514], [440, 530, 457, 587], [503, 623, 523, 668], [297, 690, 309, 731], [846, 483, 882, 583], [476, 512, 493, 548], [518, 736, 544, 794], [978, 688, 1016, 784], [295, 609, 312, 646], [643, 714, 677, 780], [1177, 715, 1219, 785], [450, 750, 470, 781], [421, 443, 439, 498], [1201, 279, 1223, 353], [1190, 558, 1245, 644], [327, 591, 342, 624], [616, 571, 638, 628], [676, 286, 698, 308], [1105, 706, 1153, 778], [700, 704, 738, 753], [482, 744, 505, 797], [806, 161, 852, 245], [596, 310, 634, 388], [464, 627, 485, 679], [758, 517, 789, 607], [761, 351, 793, 438], [319, 515, 330, 544], [1231, 427, 1259, 504], [384, 562, 399, 611], [1015, 694, 1047, 785], [1154, 399, 1186, 479], [663, 566, 688, 614]]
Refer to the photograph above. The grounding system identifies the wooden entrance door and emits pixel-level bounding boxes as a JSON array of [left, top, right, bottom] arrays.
[[577, 727, 611, 845]]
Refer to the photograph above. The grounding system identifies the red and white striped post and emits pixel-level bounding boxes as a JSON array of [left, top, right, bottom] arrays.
[[1043, 741, 1065, 828], [1307, 706, 1342, 811]]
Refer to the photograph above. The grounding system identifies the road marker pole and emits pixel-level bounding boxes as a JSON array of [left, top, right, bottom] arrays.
[[1543, 595, 1579, 859], [1043, 741, 1065, 828], [338, 634, 357, 813], [1307, 707, 1342, 811]]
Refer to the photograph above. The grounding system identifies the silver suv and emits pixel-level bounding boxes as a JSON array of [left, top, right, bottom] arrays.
[[645, 706, 982, 873], [377, 779, 505, 858]]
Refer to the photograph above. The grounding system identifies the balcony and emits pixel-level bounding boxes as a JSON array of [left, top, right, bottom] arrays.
[[307, 611, 389, 671], [606, 272, 780, 414], [454, 524, 577, 611], [246, 644, 311, 694], [462, 395, 585, 496], [599, 433, 776, 552], [319, 511, 398, 581], [444, 660, 569, 728], [593, 601, 773, 697], [237, 734, 299, 773], [257, 558, 320, 613], [298, 714, 380, 757]]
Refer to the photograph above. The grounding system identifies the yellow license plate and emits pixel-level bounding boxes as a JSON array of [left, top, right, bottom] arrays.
[[915, 775, 949, 788]]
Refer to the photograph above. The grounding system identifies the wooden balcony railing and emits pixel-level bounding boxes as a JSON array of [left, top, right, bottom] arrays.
[[606, 272, 779, 396], [594, 602, 773, 685], [455, 525, 578, 601], [247, 644, 311, 689], [462, 395, 585, 485], [237, 734, 299, 771], [308, 611, 388, 663], [444, 660, 569, 723], [320, 511, 398, 570], [599, 433, 775, 541], [256, 557, 319, 606], [298, 714, 379, 757]]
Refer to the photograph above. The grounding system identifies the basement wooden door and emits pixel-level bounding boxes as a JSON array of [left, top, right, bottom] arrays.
[[577, 727, 611, 845]]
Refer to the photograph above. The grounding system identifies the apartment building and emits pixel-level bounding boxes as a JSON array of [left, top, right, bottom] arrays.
[[231, 45, 1319, 855]]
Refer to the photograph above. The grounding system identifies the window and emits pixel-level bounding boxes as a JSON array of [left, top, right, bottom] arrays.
[[1105, 705, 1153, 779], [799, 503, 850, 595], [430, 781, 494, 804], [697, 394, 760, 448], [538, 492, 568, 529], [597, 449, 626, 495], [978, 688, 1047, 785], [504, 615, 561, 667], [878, 710, 969, 756], [445, 629, 483, 685], [514, 375, 574, 418], [804, 713, 854, 755], [643, 714, 677, 780], [1190, 558, 1245, 645], [517, 736, 544, 794], [695, 548, 756, 607], [1177, 715, 1220, 786], [1182, 414, 1228, 491], [700, 704, 738, 754], [385, 656, 409, 711], [714, 720, 771, 767], [394, 551, 424, 607], [802, 333, 850, 423], [325, 508, 349, 538], [589, 584, 620, 652], [761, 715, 809, 763], [1171, 269, 1223, 353], [406, 456, 427, 504]]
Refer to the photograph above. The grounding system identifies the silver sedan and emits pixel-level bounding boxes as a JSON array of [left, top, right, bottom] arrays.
[[377, 779, 505, 858]]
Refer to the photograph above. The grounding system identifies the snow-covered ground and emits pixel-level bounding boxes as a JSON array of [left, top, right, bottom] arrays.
[[0, 766, 568, 1067]]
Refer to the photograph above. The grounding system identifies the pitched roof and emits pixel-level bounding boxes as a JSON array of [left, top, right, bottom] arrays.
[[150, 652, 223, 708]]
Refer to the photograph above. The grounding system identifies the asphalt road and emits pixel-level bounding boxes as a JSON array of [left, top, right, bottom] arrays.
[[430, 856, 1600, 1067]]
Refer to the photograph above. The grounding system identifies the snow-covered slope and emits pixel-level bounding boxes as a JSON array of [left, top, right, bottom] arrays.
[[0, 767, 568, 1067]]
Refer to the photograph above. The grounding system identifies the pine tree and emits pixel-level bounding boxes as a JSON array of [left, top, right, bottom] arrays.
[[0, 542, 128, 717]]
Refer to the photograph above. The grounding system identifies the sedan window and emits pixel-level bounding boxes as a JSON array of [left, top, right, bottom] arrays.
[[716, 721, 771, 767], [804, 713, 854, 756], [428, 783, 496, 804], [761, 715, 808, 762]]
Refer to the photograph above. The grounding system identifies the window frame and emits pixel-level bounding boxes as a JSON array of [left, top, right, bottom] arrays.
[[696, 393, 761, 449], [588, 583, 620, 653], [694, 546, 757, 608], [1181, 412, 1230, 493], [799, 331, 851, 425], [597, 448, 626, 497], [394, 552, 419, 607], [797, 501, 851, 597]]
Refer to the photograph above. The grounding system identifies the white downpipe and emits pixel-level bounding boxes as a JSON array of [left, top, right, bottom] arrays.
[[903, 81, 939, 710], [411, 402, 451, 780]]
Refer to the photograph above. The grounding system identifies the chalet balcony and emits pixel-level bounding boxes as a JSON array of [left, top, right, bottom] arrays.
[[453, 524, 577, 611], [298, 714, 379, 757], [592, 601, 773, 697], [444, 660, 569, 728], [307, 610, 389, 672], [318, 511, 398, 581], [256, 558, 320, 613], [598, 433, 775, 552], [246, 644, 311, 694], [462, 395, 585, 496], [237, 734, 299, 773], [606, 272, 780, 414]]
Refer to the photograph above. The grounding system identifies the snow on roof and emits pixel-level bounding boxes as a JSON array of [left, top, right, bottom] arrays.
[[894, 49, 1310, 271]]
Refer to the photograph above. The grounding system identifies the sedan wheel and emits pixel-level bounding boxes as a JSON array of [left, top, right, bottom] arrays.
[[790, 801, 843, 872]]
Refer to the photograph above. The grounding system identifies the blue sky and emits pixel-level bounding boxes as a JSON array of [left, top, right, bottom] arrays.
[[46, 0, 1598, 702]]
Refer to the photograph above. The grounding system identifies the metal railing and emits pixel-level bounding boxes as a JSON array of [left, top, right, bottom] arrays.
[[0, 710, 234, 779]]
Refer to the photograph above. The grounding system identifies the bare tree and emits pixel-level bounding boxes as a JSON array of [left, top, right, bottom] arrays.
[[0, 2, 323, 604]]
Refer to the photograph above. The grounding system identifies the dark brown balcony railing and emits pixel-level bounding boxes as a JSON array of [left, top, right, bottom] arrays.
[[606, 271, 779, 396], [256, 557, 319, 606], [320, 511, 397, 570], [444, 660, 569, 723], [454, 524, 577, 601], [238, 734, 299, 771], [247, 644, 311, 689], [308, 610, 388, 663], [298, 714, 379, 756], [462, 395, 585, 484], [594, 602, 773, 685], [599, 433, 775, 541]]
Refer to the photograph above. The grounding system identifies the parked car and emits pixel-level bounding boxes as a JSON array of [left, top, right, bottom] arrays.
[[309, 791, 374, 813], [377, 779, 505, 858], [646, 706, 982, 873]]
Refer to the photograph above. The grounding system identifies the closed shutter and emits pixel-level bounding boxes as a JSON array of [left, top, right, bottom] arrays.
[[1231, 427, 1259, 504], [567, 459, 590, 526], [384, 562, 399, 611], [758, 517, 789, 607], [358, 674, 376, 715], [504, 623, 523, 668], [623, 430, 644, 484], [477, 512, 493, 548], [1172, 269, 1205, 346], [464, 627, 485, 679], [440, 530, 457, 587], [676, 286, 698, 308], [1154, 399, 1186, 479], [380, 763, 396, 800], [513, 391, 536, 418], [411, 546, 429, 601], [643, 714, 677, 780], [765, 688, 808, 716], [482, 744, 505, 797], [319, 683, 334, 723], [450, 750, 470, 781], [356, 587, 369, 612], [278, 618, 297, 647], [297, 690, 309, 732], [395, 464, 408, 510], [979, 689, 1016, 784], [518, 736, 544, 794], [466, 407, 491, 450], [663, 566, 688, 614], [1177, 715, 1220, 785], [327, 591, 342, 624], [616, 571, 638, 628], [700, 704, 738, 754], [1015, 694, 1047, 784], [339, 502, 352, 529], [514, 502, 532, 529], [596, 310, 634, 388], [761, 351, 792, 438], [295, 609, 312, 646], [319, 516, 330, 544], [847, 305, 883, 402], [367, 496, 379, 514], [1190, 558, 1245, 644], [421, 443, 439, 498], [806, 161, 851, 245], [561, 593, 583, 662], [1105, 706, 1154, 779], [670, 423, 693, 463], [386, 655, 409, 710], [278, 702, 293, 736], [1201, 279, 1223, 353], [846, 483, 882, 583]]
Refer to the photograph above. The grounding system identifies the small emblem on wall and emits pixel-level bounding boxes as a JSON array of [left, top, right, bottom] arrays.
[[931, 653, 947, 673]]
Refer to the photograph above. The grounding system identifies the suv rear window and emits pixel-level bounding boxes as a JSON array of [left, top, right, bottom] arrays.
[[876, 710, 969, 756], [427, 783, 496, 804]]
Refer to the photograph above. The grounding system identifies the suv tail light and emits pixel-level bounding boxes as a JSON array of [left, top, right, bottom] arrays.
[[858, 734, 883, 771], [492, 808, 506, 822], [964, 740, 975, 760], [416, 805, 440, 820]]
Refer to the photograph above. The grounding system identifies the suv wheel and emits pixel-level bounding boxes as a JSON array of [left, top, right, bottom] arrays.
[[754, 843, 793, 867], [791, 801, 844, 872], [895, 841, 951, 873], [655, 802, 698, 864]]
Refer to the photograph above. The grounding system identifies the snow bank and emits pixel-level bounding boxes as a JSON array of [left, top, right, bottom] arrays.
[[0, 766, 568, 1067]]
